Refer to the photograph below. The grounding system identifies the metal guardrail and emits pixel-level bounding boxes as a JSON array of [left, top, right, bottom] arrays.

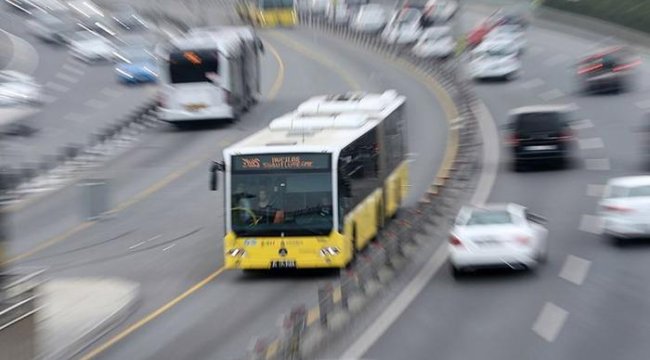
[[241, 12, 484, 360]]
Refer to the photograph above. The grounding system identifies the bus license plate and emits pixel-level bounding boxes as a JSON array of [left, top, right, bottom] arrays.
[[271, 260, 296, 269]]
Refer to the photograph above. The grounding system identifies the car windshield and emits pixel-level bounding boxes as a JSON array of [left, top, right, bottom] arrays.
[[466, 210, 513, 225], [515, 112, 563, 133], [230, 154, 333, 236]]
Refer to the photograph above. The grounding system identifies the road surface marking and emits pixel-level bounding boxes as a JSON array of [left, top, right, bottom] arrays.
[[55, 72, 79, 84], [84, 99, 107, 109], [538, 89, 565, 101], [585, 158, 610, 171], [100, 88, 122, 98], [635, 99, 650, 110], [162, 244, 175, 251], [532, 302, 569, 342], [578, 137, 604, 150], [45, 82, 70, 93], [559, 255, 591, 285], [62, 63, 85, 76], [128, 234, 161, 250], [520, 78, 545, 90], [264, 40, 285, 100], [544, 54, 569, 66], [579, 214, 603, 235], [571, 118, 593, 130], [0, 29, 39, 75], [586, 184, 606, 197]]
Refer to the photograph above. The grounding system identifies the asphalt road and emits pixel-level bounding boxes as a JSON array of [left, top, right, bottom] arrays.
[[5, 16, 451, 360], [358, 4, 650, 360], [0, 7, 156, 170]]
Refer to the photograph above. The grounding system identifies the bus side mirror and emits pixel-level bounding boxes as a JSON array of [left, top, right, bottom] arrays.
[[210, 161, 225, 191]]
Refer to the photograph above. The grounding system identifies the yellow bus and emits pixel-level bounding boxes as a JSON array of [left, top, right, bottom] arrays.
[[236, 0, 298, 28], [211, 91, 409, 269]]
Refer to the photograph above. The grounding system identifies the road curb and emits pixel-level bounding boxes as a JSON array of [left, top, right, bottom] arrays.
[[38, 278, 141, 360]]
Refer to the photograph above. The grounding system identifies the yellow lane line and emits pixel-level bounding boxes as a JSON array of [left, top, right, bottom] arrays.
[[306, 307, 320, 326], [2, 40, 287, 266], [264, 40, 285, 100], [267, 31, 362, 91], [265, 339, 280, 359], [80, 267, 226, 360]]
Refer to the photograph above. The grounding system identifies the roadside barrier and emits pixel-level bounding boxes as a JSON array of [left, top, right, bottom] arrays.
[[238, 12, 486, 360]]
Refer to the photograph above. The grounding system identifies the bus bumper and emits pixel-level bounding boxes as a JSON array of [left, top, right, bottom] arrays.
[[225, 254, 348, 269], [158, 107, 234, 122]]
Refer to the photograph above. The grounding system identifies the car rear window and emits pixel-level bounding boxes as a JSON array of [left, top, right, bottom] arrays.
[[466, 210, 512, 225], [628, 185, 650, 197], [514, 112, 564, 133]]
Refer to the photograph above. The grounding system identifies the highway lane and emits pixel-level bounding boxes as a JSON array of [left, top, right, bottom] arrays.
[[355, 4, 650, 360]]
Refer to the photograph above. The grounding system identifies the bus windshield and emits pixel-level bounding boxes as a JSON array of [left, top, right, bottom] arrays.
[[168, 49, 219, 84], [230, 153, 333, 236], [259, 0, 294, 9]]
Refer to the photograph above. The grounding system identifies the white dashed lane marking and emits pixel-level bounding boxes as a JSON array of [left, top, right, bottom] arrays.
[[520, 78, 545, 90], [532, 302, 569, 343], [129, 235, 162, 250], [578, 137, 604, 150], [55, 72, 79, 84], [45, 82, 70, 93], [559, 255, 592, 285], [162, 244, 176, 251], [585, 158, 610, 171], [62, 63, 85, 76], [586, 184, 606, 197], [579, 214, 603, 235], [571, 119, 594, 130], [539, 89, 565, 101]]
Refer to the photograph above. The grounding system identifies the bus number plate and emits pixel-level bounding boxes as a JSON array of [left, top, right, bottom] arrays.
[[271, 260, 296, 269]]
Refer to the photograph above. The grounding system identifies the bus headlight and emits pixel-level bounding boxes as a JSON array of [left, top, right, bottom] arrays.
[[320, 247, 340, 257], [227, 248, 247, 257]]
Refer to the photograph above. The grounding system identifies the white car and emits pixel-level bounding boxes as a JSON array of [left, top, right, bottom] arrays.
[[381, 8, 423, 45], [350, 4, 387, 33], [469, 40, 521, 80], [449, 203, 548, 276], [485, 24, 526, 54], [0, 71, 43, 106], [422, 0, 458, 24], [412, 26, 454, 58], [68, 31, 116, 63], [325, 2, 351, 25], [599, 176, 650, 244]]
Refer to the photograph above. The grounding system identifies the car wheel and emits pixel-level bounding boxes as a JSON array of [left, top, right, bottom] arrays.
[[609, 234, 625, 247], [513, 160, 526, 172], [536, 246, 548, 264]]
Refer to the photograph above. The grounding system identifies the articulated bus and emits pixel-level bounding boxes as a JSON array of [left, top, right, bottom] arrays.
[[157, 27, 263, 126], [210, 91, 408, 269], [236, 0, 297, 28]]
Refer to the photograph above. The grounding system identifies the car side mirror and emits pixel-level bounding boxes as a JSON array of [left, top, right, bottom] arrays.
[[526, 212, 547, 224]]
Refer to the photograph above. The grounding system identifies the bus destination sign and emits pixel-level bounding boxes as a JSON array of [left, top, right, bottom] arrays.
[[233, 153, 330, 171]]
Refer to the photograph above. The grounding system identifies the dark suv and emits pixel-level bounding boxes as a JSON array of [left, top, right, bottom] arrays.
[[576, 47, 640, 94], [505, 105, 575, 171]]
